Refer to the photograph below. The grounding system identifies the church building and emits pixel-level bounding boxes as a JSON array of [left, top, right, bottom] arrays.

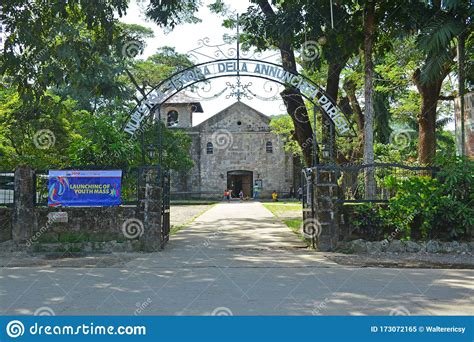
[[160, 96, 296, 199]]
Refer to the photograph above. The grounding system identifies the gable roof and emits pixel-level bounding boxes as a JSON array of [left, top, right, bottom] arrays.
[[162, 92, 204, 113], [193, 101, 270, 130]]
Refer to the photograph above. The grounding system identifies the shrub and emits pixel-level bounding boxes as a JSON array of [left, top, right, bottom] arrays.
[[433, 156, 474, 239], [350, 203, 387, 240], [382, 176, 442, 239], [383, 157, 474, 240]]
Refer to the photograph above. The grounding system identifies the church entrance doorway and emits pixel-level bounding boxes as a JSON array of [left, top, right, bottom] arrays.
[[227, 170, 253, 198]]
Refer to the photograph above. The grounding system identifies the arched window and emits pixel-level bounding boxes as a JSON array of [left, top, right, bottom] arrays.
[[206, 142, 213, 154], [266, 141, 273, 153], [167, 110, 179, 127]]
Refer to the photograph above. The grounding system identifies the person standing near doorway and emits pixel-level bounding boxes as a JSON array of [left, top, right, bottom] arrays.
[[239, 190, 244, 201], [253, 184, 260, 200], [297, 186, 303, 201]]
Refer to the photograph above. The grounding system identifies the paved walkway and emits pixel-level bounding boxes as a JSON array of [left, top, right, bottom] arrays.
[[1, 202, 473, 315]]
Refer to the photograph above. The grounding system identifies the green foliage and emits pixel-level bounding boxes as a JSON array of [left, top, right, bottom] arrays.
[[124, 47, 194, 92], [350, 203, 387, 241], [416, 0, 473, 85], [142, 121, 194, 172], [0, 88, 194, 173], [0, 89, 76, 169], [67, 111, 137, 168], [383, 157, 474, 240], [146, 0, 202, 29], [383, 176, 442, 239], [1, 0, 129, 104], [269, 115, 301, 158], [434, 155, 474, 237]]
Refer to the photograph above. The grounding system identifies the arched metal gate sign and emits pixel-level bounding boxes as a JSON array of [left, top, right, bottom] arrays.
[[122, 38, 357, 249], [123, 58, 355, 138]]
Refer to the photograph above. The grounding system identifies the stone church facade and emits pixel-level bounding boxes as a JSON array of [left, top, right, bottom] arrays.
[[160, 99, 295, 199]]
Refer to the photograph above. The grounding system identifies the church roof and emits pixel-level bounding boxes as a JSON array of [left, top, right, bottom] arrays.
[[193, 101, 270, 130], [163, 92, 204, 113]]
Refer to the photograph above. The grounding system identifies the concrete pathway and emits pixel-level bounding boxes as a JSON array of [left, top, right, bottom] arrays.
[[0, 202, 473, 316]]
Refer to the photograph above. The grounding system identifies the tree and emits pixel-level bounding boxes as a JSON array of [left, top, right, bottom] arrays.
[[302, 0, 364, 163], [239, 0, 315, 166], [413, 0, 473, 164], [363, 0, 376, 198], [0, 88, 77, 169], [123, 47, 194, 100], [0, 0, 128, 105]]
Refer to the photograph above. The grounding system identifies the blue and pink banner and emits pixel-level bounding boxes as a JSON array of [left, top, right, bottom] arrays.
[[48, 170, 122, 207]]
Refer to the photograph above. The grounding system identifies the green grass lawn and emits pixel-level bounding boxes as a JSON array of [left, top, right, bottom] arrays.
[[263, 203, 308, 244], [263, 202, 302, 214]]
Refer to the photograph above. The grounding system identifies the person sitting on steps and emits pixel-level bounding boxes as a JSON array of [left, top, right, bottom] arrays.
[[272, 190, 279, 202]]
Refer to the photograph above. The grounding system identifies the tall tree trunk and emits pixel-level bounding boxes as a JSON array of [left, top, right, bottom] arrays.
[[363, 0, 376, 199], [326, 61, 346, 100], [343, 79, 364, 137], [343, 79, 365, 161], [457, 30, 466, 156], [413, 69, 444, 165], [322, 60, 348, 162], [257, 0, 314, 166]]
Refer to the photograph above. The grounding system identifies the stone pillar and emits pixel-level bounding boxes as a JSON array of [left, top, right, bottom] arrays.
[[12, 167, 37, 242], [314, 169, 340, 251], [137, 167, 162, 252]]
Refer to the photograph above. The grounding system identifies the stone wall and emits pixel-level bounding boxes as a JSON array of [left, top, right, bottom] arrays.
[[171, 102, 294, 199], [198, 131, 293, 197], [312, 169, 340, 251], [32, 206, 138, 244], [0, 207, 12, 242], [1, 167, 164, 252], [159, 103, 193, 128]]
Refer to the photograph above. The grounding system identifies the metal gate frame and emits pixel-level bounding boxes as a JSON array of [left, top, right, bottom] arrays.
[[161, 169, 171, 248]]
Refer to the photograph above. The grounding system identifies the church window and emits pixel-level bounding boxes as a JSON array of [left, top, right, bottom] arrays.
[[266, 141, 273, 153], [167, 110, 179, 127], [206, 142, 214, 154]]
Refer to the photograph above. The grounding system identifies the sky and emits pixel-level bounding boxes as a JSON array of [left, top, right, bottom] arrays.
[[120, 0, 457, 132], [120, 0, 286, 125]]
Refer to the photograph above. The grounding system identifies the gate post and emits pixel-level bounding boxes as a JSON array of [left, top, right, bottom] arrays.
[[313, 168, 340, 251], [138, 167, 162, 252], [12, 167, 37, 243]]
